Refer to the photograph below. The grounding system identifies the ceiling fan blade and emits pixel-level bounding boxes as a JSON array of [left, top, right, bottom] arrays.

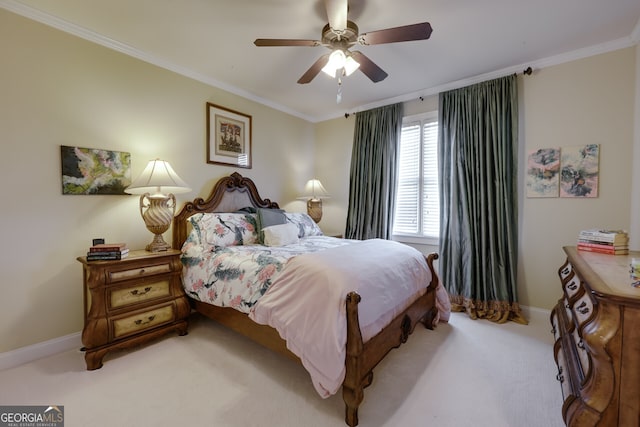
[[350, 51, 388, 82], [359, 22, 433, 45], [254, 39, 321, 47], [297, 53, 331, 84], [324, 0, 348, 31]]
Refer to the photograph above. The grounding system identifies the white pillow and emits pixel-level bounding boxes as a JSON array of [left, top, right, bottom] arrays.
[[262, 223, 300, 246]]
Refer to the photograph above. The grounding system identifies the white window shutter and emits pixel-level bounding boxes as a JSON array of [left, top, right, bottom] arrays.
[[393, 114, 439, 241]]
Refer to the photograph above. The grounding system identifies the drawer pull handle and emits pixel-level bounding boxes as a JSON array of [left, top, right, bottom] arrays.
[[568, 283, 577, 291], [134, 315, 156, 326], [576, 301, 590, 315], [130, 287, 152, 296], [566, 303, 571, 309], [562, 267, 570, 275], [556, 373, 564, 382], [139, 269, 145, 275], [577, 340, 585, 349]]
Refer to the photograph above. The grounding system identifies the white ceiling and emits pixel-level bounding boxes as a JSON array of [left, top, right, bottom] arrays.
[[3, 0, 640, 122]]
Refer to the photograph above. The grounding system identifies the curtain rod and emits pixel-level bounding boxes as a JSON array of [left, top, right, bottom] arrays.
[[344, 67, 533, 118]]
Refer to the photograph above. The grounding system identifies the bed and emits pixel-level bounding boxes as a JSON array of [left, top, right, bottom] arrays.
[[172, 172, 449, 426]]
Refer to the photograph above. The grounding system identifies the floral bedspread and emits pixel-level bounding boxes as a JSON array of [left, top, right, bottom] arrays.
[[180, 236, 354, 313]]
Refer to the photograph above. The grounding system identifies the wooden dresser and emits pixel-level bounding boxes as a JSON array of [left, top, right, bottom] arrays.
[[551, 246, 640, 426], [78, 249, 190, 370]]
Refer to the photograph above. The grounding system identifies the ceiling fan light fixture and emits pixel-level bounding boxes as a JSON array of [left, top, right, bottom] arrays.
[[343, 55, 360, 76], [321, 49, 347, 77]]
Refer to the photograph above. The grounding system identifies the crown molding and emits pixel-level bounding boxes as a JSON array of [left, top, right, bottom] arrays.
[[317, 35, 638, 122], [2, 0, 638, 124], [0, 0, 315, 122]]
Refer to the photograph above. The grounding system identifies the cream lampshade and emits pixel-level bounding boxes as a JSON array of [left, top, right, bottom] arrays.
[[125, 159, 191, 252], [298, 178, 330, 223]]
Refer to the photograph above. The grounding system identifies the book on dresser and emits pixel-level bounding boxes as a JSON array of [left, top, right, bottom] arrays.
[[86, 243, 129, 261], [577, 229, 628, 243], [577, 229, 629, 255]]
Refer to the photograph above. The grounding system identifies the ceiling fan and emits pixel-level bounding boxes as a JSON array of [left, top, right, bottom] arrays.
[[254, 0, 433, 84]]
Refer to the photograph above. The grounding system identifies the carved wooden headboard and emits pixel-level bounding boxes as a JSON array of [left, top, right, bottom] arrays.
[[172, 172, 280, 250]]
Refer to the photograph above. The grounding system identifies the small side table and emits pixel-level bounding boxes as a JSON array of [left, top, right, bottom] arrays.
[[77, 249, 190, 370]]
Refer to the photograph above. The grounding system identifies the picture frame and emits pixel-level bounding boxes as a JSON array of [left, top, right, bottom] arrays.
[[560, 144, 599, 198], [206, 102, 252, 168], [60, 145, 131, 195], [526, 147, 560, 198]]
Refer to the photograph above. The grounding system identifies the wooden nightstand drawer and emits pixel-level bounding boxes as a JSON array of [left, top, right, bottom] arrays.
[[112, 304, 175, 338], [108, 262, 172, 283], [109, 279, 172, 309], [78, 249, 189, 370]]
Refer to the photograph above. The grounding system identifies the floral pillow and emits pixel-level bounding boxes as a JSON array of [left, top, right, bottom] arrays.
[[188, 212, 259, 249], [285, 212, 324, 238]]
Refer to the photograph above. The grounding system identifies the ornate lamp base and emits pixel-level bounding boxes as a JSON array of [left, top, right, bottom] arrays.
[[307, 198, 323, 223], [146, 233, 171, 252], [140, 193, 176, 252]]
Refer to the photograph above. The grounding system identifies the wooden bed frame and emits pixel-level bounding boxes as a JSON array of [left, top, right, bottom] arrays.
[[172, 172, 440, 427]]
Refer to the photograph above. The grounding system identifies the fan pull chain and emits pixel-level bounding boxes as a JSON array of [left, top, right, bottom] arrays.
[[336, 76, 343, 104]]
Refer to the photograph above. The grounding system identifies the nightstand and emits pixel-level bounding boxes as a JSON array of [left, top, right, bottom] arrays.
[[77, 249, 190, 370]]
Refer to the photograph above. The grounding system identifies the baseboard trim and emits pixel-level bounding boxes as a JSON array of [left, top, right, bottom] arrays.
[[0, 304, 551, 371], [0, 332, 81, 371], [520, 304, 552, 320]]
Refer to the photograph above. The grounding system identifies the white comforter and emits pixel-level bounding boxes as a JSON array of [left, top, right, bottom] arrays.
[[249, 238, 450, 398]]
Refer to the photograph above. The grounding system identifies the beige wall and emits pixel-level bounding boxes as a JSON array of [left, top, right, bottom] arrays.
[[1, 8, 637, 354], [0, 10, 314, 353], [315, 47, 637, 311]]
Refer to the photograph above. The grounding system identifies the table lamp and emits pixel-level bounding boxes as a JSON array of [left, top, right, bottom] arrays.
[[298, 178, 329, 223], [125, 159, 191, 252]]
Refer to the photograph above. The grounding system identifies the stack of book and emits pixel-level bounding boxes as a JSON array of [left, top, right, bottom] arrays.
[[86, 242, 129, 261], [577, 229, 629, 255]]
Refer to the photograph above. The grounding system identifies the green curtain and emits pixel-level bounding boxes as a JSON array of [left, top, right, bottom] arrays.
[[438, 75, 526, 324], [345, 103, 403, 240]]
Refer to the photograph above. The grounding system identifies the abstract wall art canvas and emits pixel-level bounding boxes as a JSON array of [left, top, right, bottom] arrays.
[[559, 144, 599, 198], [61, 146, 131, 195], [526, 147, 560, 198]]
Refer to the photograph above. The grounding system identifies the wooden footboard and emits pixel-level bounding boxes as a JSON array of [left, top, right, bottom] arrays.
[[342, 252, 439, 426]]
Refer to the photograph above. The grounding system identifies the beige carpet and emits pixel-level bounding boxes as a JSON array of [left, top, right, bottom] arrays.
[[0, 310, 564, 427]]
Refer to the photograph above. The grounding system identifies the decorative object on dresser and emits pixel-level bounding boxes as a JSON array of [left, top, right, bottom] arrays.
[[78, 249, 190, 370], [550, 246, 640, 426], [297, 178, 330, 223], [576, 229, 629, 255], [124, 159, 191, 252]]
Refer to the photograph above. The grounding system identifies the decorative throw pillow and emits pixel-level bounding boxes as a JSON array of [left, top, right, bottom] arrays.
[[257, 208, 287, 242], [262, 223, 300, 246], [188, 212, 259, 249], [285, 212, 324, 238]]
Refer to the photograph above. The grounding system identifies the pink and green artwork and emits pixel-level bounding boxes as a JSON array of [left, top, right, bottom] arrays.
[[559, 144, 599, 198], [526, 147, 560, 198], [61, 146, 131, 195]]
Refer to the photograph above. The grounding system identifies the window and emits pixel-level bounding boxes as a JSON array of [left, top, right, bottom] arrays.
[[392, 112, 439, 245]]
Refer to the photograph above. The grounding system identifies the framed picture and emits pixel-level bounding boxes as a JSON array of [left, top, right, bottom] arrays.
[[560, 144, 599, 198], [526, 147, 560, 198], [61, 146, 131, 195], [206, 102, 252, 168]]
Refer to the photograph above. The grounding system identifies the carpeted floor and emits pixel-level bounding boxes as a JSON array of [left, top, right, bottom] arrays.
[[0, 310, 564, 427]]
